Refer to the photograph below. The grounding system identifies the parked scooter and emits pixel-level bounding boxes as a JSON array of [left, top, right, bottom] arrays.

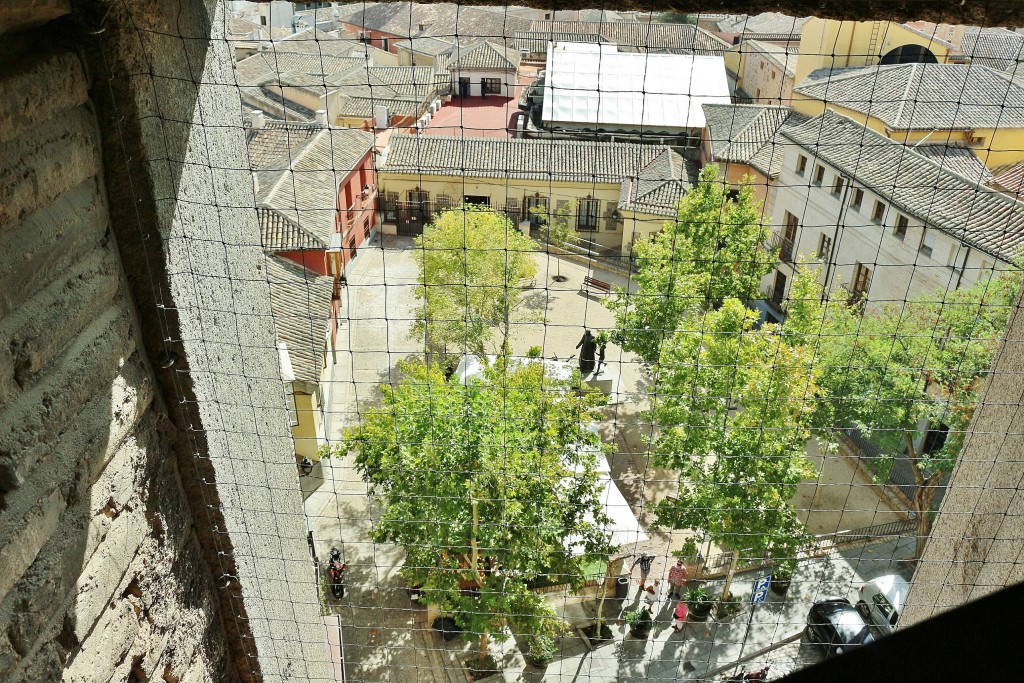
[[327, 548, 347, 599], [725, 664, 770, 682]]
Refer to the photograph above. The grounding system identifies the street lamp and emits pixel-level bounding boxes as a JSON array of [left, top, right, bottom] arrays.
[[298, 457, 313, 477]]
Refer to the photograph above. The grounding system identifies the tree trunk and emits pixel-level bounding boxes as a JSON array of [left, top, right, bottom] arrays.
[[905, 433, 944, 561], [470, 498, 489, 666], [721, 550, 740, 601]]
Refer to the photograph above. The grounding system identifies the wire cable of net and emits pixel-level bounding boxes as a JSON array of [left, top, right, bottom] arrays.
[[215, 3, 1024, 680]]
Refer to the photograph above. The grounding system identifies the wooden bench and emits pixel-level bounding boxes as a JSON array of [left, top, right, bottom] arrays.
[[581, 275, 612, 296]]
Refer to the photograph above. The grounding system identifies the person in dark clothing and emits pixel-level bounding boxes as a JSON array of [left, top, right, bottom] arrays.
[[576, 329, 596, 375], [631, 552, 655, 591]]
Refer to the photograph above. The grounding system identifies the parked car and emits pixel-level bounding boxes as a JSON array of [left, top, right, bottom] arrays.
[[858, 574, 909, 636], [806, 597, 876, 657]]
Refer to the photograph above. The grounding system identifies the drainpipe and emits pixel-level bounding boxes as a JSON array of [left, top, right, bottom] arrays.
[[821, 172, 853, 301]]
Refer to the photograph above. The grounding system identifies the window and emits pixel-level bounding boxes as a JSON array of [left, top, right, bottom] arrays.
[[968, 134, 986, 147], [832, 176, 845, 196], [482, 78, 502, 95], [919, 228, 936, 257], [852, 262, 872, 298], [850, 188, 864, 209], [894, 214, 908, 240], [577, 198, 599, 231], [408, 189, 429, 205], [780, 211, 798, 262], [771, 70, 777, 80], [285, 386, 299, 427], [817, 233, 832, 261], [770, 270, 787, 306], [524, 195, 548, 226], [813, 164, 825, 185], [381, 38, 390, 52], [872, 200, 886, 222], [796, 155, 807, 175]]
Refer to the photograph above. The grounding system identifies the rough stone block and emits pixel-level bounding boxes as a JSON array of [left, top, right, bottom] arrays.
[[0, 179, 109, 321], [0, 106, 100, 227], [0, 50, 85, 146]]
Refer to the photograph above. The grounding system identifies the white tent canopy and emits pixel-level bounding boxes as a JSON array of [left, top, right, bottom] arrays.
[[542, 42, 731, 132]]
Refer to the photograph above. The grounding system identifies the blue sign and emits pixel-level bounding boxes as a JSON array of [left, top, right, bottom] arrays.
[[751, 574, 773, 604]]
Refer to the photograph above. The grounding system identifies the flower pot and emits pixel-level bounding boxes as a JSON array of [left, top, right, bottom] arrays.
[[770, 576, 792, 596], [688, 603, 714, 622], [629, 625, 651, 639]]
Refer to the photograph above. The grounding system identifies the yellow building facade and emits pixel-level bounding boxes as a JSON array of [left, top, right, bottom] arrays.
[[377, 136, 689, 255]]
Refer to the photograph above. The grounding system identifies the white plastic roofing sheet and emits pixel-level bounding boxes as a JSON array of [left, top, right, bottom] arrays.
[[542, 42, 731, 130]]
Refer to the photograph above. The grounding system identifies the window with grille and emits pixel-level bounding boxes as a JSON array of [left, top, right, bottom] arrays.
[[577, 198, 599, 231], [920, 228, 936, 257], [796, 154, 807, 175], [872, 200, 886, 222], [832, 175, 844, 196], [813, 164, 825, 185], [817, 233, 832, 261]]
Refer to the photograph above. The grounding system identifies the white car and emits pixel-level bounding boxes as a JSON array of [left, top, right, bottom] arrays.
[[857, 574, 909, 636]]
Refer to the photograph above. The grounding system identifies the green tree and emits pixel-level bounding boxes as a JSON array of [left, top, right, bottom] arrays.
[[813, 269, 1022, 560], [656, 12, 697, 24], [338, 360, 611, 665], [651, 283, 825, 598], [412, 205, 537, 363], [610, 164, 773, 364]]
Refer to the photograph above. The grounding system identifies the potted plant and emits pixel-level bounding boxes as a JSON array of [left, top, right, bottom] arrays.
[[623, 608, 653, 638], [685, 586, 714, 622], [674, 536, 705, 578], [523, 634, 556, 669], [770, 558, 798, 596]]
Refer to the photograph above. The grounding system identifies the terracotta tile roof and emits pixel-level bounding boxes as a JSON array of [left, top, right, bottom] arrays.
[[716, 13, 809, 38], [393, 36, 457, 56], [782, 110, 1024, 261], [264, 255, 333, 385], [258, 207, 326, 252], [990, 161, 1024, 198], [911, 143, 992, 185], [960, 27, 1024, 72], [515, 20, 729, 55], [247, 121, 320, 170], [258, 128, 375, 244], [702, 103, 806, 178], [794, 63, 1024, 130], [336, 2, 533, 43], [382, 135, 675, 184], [617, 148, 692, 217], [447, 41, 521, 71]]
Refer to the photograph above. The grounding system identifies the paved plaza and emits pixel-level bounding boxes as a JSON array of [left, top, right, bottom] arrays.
[[305, 234, 911, 682]]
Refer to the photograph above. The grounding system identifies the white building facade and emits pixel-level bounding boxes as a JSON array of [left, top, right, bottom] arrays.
[[762, 111, 1023, 319]]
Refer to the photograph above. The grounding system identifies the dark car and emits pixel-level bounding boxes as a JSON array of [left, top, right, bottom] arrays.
[[806, 597, 877, 657]]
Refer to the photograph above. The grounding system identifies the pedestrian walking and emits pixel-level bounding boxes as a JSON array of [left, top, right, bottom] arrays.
[[671, 601, 688, 633], [643, 580, 661, 612], [667, 558, 689, 600], [631, 551, 655, 590]]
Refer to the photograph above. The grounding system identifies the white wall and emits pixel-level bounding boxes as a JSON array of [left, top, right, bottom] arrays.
[[765, 145, 1008, 310], [451, 68, 517, 98]]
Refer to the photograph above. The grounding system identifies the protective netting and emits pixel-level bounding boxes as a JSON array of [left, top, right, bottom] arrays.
[[217, 3, 1024, 679]]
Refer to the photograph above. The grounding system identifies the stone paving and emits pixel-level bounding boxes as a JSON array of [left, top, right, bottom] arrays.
[[305, 234, 912, 682]]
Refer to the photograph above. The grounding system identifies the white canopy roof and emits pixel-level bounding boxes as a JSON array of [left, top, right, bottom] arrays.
[[454, 355, 648, 552], [542, 42, 731, 130]]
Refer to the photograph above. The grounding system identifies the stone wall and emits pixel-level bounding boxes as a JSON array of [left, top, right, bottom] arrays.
[[0, 15, 234, 683]]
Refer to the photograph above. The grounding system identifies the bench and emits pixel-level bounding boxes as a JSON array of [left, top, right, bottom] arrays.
[[581, 275, 612, 296]]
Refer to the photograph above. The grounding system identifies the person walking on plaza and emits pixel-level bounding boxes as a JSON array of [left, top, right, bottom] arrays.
[[671, 601, 689, 633], [631, 551, 654, 591], [667, 558, 689, 600], [643, 580, 661, 613]]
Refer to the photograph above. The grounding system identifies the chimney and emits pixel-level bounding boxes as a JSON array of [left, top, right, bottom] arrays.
[[250, 109, 265, 129], [315, 109, 329, 127]]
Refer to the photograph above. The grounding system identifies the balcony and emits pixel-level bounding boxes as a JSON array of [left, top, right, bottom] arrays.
[[763, 232, 795, 263]]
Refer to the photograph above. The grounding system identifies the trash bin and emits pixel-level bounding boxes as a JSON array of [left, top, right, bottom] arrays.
[[616, 577, 630, 608]]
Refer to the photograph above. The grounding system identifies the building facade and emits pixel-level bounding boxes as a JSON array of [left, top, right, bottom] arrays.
[[763, 111, 1023, 318]]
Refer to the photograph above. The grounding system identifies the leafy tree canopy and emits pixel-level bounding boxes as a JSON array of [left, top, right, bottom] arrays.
[[412, 206, 537, 360], [651, 283, 824, 594], [610, 164, 772, 364], [340, 359, 611, 652]]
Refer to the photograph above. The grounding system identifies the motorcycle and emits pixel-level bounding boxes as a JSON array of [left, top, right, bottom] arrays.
[[327, 548, 347, 599], [725, 664, 770, 682]]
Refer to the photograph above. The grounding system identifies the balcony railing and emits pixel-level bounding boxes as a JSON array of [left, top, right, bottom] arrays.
[[763, 232, 795, 263]]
